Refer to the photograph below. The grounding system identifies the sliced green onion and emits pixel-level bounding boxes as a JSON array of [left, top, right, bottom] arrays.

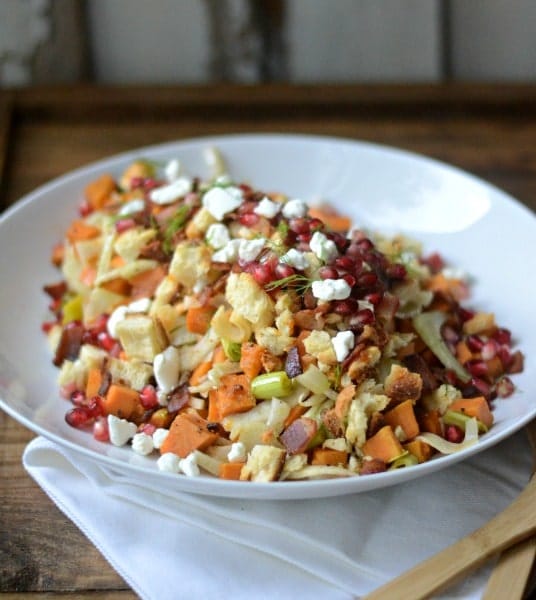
[[306, 424, 328, 450], [251, 371, 293, 399], [412, 311, 470, 383], [389, 452, 419, 469], [222, 339, 241, 362], [443, 409, 488, 434]]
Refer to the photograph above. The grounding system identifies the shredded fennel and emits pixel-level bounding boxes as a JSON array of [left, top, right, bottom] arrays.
[[416, 417, 479, 454]]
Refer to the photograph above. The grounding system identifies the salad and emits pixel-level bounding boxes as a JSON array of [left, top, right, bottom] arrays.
[[42, 148, 524, 482]]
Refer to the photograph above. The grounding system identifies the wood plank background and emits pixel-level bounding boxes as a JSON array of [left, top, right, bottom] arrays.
[[2, 1, 536, 87]]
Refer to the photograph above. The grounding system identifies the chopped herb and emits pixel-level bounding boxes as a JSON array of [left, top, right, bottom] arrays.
[[162, 205, 190, 254], [264, 273, 312, 293]]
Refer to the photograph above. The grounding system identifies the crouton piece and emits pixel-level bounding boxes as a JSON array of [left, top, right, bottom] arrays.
[[384, 364, 422, 404], [240, 445, 286, 482]]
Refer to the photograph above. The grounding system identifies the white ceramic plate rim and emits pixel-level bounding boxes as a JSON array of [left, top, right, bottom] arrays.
[[1, 133, 534, 500]]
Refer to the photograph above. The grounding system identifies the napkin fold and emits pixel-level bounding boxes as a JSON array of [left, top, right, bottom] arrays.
[[23, 431, 532, 600]]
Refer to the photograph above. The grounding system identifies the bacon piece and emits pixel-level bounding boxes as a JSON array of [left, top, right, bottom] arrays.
[[279, 417, 317, 455]]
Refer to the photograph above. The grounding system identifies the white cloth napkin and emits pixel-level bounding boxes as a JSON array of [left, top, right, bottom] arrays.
[[23, 431, 532, 600]]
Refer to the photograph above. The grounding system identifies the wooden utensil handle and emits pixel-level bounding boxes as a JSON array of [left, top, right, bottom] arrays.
[[364, 475, 536, 600]]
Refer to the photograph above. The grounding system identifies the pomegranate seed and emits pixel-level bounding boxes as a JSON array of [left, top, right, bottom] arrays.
[[91, 314, 109, 334], [239, 213, 260, 227], [288, 218, 310, 234], [352, 308, 375, 326], [470, 376, 492, 398], [142, 178, 159, 191], [319, 266, 339, 280], [297, 232, 312, 243], [78, 199, 93, 217], [252, 263, 275, 286], [444, 370, 460, 386], [49, 298, 62, 312], [308, 218, 324, 232], [459, 307, 475, 322], [445, 425, 464, 443], [334, 256, 355, 271], [97, 331, 116, 352], [331, 233, 349, 251], [466, 335, 484, 352], [140, 385, 159, 410], [138, 423, 156, 436], [109, 343, 122, 358], [274, 263, 295, 279], [93, 416, 110, 442], [364, 292, 383, 306], [237, 200, 257, 215], [385, 264, 407, 280], [496, 376, 515, 398], [70, 390, 87, 406], [65, 407, 93, 428], [357, 272, 378, 288], [345, 244, 361, 259], [493, 328, 512, 346], [466, 360, 489, 378], [333, 298, 358, 315], [41, 320, 57, 333], [481, 340, 498, 361], [115, 218, 137, 233], [421, 252, 444, 273], [60, 383, 77, 399], [357, 238, 374, 251], [497, 345, 513, 369], [86, 396, 105, 417], [342, 273, 356, 287], [130, 176, 145, 189]]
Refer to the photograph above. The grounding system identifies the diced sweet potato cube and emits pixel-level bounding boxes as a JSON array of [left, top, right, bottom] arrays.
[[362, 425, 404, 463], [160, 412, 220, 458], [384, 399, 420, 440], [449, 396, 494, 429]]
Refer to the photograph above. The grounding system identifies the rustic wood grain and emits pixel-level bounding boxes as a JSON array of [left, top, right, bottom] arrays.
[[1, 84, 535, 598]]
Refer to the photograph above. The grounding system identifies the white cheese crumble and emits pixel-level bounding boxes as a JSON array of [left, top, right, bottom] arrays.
[[157, 452, 181, 473], [152, 427, 169, 449], [280, 248, 310, 270], [309, 231, 338, 262], [118, 198, 145, 216], [153, 346, 181, 393], [212, 238, 241, 263], [227, 442, 247, 463], [179, 452, 200, 477], [238, 238, 266, 262], [108, 415, 137, 447], [311, 278, 352, 301], [202, 186, 243, 221], [131, 432, 154, 455], [164, 158, 181, 182], [149, 177, 193, 205], [206, 223, 230, 249], [107, 306, 128, 339], [332, 330, 355, 362], [442, 267, 467, 281], [128, 297, 152, 313], [254, 196, 280, 218], [282, 198, 307, 219], [107, 297, 152, 338]]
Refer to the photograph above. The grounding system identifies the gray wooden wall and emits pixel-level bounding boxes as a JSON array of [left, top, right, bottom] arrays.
[[1, 0, 536, 87]]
